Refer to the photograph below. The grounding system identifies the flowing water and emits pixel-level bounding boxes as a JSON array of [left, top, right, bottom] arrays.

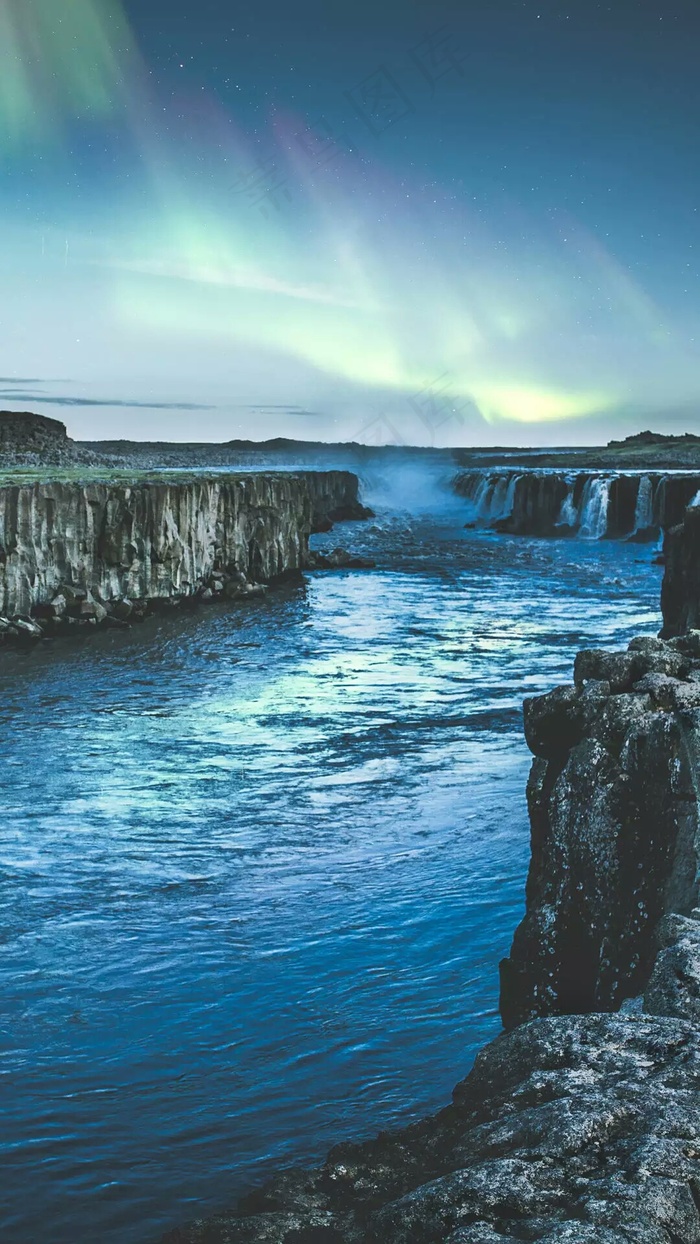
[[0, 474, 662, 1243]]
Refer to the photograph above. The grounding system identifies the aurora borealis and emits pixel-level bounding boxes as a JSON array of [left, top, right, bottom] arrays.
[[1, 0, 699, 445]]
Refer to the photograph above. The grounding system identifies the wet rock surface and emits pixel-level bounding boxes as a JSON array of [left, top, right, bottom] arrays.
[[305, 547, 377, 571], [163, 635, 700, 1244]]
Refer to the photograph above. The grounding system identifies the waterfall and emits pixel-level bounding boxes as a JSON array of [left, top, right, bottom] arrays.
[[487, 475, 508, 517], [633, 476, 654, 532], [557, 482, 578, 529], [456, 467, 700, 540], [578, 477, 611, 539], [472, 475, 495, 517], [465, 472, 519, 522]]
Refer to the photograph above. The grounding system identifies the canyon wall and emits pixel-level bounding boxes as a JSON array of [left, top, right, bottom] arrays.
[[455, 467, 700, 539], [0, 470, 363, 617], [499, 634, 700, 1029], [661, 506, 700, 636]]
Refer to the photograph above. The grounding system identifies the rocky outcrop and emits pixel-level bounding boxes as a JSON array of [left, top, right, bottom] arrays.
[[0, 409, 111, 467], [0, 470, 364, 623], [0, 410, 67, 450], [455, 469, 700, 540], [499, 634, 700, 1029], [163, 1011, 700, 1244], [661, 506, 700, 636], [306, 547, 376, 571], [161, 632, 700, 1244], [305, 474, 374, 532]]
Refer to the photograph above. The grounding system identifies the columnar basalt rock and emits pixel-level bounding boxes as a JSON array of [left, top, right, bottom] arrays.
[[0, 470, 366, 635]]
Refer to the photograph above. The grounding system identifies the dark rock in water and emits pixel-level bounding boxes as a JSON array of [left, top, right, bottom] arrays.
[[313, 515, 335, 534], [627, 523, 660, 544], [306, 548, 376, 571], [11, 616, 44, 642], [110, 598, 134, 622]]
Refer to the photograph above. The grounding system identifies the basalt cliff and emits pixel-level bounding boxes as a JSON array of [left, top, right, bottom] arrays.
[[163, 507, 700, 1244], [0, 471, 370, 641]]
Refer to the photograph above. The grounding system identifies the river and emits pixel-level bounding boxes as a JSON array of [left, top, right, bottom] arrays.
[[0, 468, 662, 1242]]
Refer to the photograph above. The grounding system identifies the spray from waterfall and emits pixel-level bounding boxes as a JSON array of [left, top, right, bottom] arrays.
[[633, 476, 654, 533], [557, 481, 578, 529]]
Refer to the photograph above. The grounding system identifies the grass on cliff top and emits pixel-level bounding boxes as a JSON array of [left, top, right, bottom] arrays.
[[0, 466, 318, 486]]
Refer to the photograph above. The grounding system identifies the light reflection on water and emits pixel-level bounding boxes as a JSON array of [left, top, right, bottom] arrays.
[[0, 505, 661, 1243]]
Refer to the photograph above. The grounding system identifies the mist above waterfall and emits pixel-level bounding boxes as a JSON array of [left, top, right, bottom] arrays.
[[354, 455, 464, 518]]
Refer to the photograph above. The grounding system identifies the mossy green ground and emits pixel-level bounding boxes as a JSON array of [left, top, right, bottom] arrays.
[[0, 467, 304, 487]]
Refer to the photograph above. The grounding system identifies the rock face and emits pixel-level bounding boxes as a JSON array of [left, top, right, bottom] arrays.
[[499, 634, 700, 1029], [162, 632, 700, 1244], [0, 470, 363, 618], [454, 469, 700, 539], [661, 506, 700, 636]]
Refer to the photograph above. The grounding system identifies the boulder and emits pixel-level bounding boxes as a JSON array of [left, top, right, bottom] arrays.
[[110, 598, 134, 621], [523, 685, 583, 759], [573, 649, 638, 692], [12, 617, 44, 641]]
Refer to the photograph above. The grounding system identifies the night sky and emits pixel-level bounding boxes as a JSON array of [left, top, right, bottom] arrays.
[[1, 0, 699, 445]]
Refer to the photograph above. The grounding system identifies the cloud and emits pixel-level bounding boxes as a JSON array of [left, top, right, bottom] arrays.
[[244, 405, 325, 417], [0, 391, 215, 411], [0, 376, 54, 384]]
